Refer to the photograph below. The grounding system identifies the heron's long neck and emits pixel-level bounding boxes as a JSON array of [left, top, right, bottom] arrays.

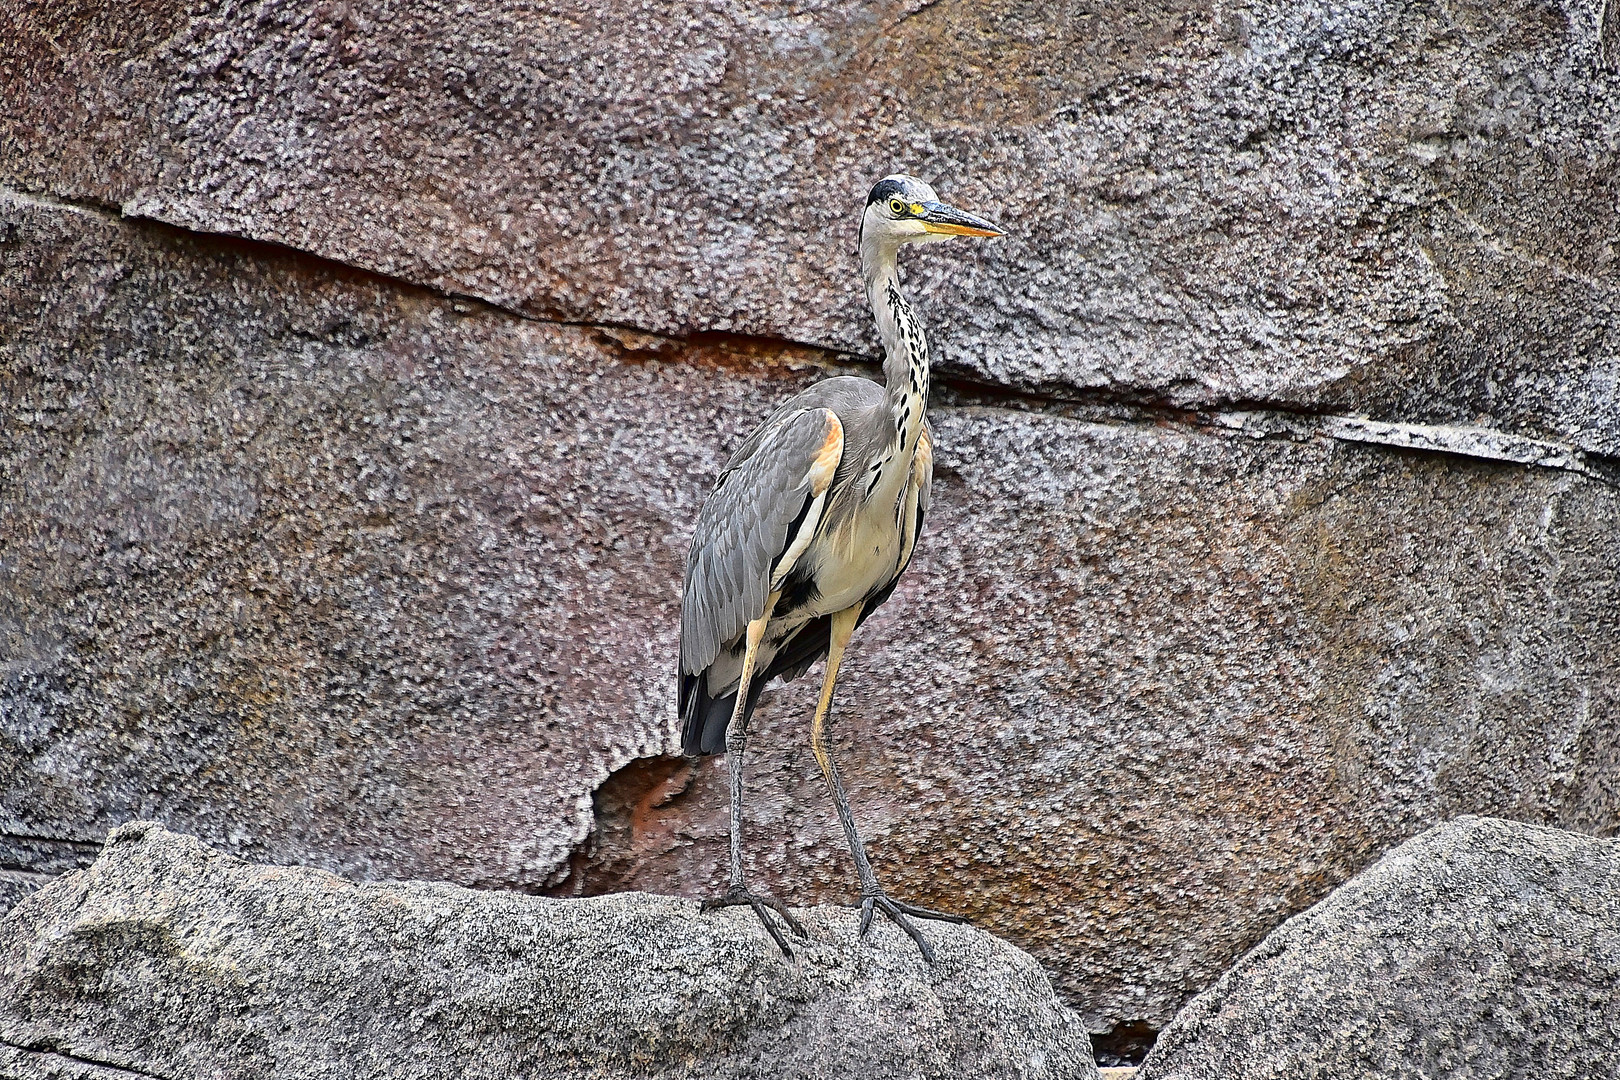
[[863, 247, 929, 453]]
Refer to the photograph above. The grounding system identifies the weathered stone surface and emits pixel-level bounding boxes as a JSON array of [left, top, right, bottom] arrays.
[[5, 193, 1618, 1044], [3, 1, 1617, 451], [563, 400, 1620, 1036], [2, 189, 787, 892], [1139, 816, 1620, 1080], [0, 873, 46, 920], [0, 822, 1099, 1079]]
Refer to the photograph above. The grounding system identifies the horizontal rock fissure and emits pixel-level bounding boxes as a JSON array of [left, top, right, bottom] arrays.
[[0, 183, 502, 324], [0, 830, 105, 852], [1213, 412, 1618, 484], [0, 1036, 175, 1080], [0, 185, 126, 220], [938, 379, 1617, 481], [6, 184, 1610, 485]]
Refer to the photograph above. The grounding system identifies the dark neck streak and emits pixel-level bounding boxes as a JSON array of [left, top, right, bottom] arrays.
[[876, 275, 929, 455], [860, 230, 929, 501]]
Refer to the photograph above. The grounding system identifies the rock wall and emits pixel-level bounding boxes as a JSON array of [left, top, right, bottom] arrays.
[[5, 0, 1617, 446], [3, 0, 1618, 1042]]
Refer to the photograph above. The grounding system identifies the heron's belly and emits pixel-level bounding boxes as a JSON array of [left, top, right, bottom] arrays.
[[703, 468, 919, 698], [800, 495, 909, 616], [705, 527, 895, 692]]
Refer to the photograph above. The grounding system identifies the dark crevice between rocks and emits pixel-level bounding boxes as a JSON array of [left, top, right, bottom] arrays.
[[929, 371, 1362, 442], [590, 323, 868, 382], [1, 183, 503, 325], [936, 375, 1620, 486], [1091, 1020, 1159, 1067], [0, 831, 104, 873], [1601, 0, 1620, 72], [7, 184, 1613, 485], [543, 754, 702, 898], [0, 829, 103, 853], [0, 1037, 174, 1080], [2, 185, 127, 219], [0, 832, 105, 911], [594, 329, 1620, 485]]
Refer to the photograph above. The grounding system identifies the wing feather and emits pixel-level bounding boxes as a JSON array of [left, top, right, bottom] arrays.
[[679, 407, 845, 679]]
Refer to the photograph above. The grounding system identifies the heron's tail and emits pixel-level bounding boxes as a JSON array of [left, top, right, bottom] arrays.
[[680, 680, 738, 757], [680, 673, 769, 756], [678, 617, 833, 757]]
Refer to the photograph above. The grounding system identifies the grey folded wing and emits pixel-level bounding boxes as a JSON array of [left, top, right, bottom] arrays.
[[679, 407, 842, 678]]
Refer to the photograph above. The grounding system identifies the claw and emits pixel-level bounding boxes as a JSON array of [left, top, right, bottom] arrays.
[[702, 886, 808, 957], [856, 891, 965, 965]]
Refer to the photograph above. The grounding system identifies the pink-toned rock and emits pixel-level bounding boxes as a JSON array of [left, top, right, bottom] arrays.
[[4, 0, 1619, 1056], [3, 0, 1617, 450], [3, 194, 1616, 1042]]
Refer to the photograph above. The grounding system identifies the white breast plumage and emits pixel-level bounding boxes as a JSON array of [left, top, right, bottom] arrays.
[[803, 432, 921, 617]]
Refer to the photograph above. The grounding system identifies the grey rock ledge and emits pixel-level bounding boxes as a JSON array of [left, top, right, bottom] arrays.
[[1140, 816, 1620, 1080], [0, 822, 1098, 1080]]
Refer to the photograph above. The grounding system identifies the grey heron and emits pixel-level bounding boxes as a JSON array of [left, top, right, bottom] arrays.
[[678, 174, 1001, 962]]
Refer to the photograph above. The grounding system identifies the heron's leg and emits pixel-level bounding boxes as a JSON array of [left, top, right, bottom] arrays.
[[811, 604, 964, 965], [700, 601, 806, 955]]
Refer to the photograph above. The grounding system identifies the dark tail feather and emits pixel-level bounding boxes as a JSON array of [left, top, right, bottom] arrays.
[[678, 672, 715, 756], [697, 692, 736, 755], [680, 672, 742, 757], [678, 617, 833, 758]]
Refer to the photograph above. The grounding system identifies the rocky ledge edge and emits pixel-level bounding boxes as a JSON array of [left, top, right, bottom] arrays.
[[2, 815, 1615, 1080], [1141, 815, 1620, 1080], [0, 822, 1098, 1080]]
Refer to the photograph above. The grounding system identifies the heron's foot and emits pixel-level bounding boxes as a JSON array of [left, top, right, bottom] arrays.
[[857, 891, 966, 965], [702, 886, 808, 957]]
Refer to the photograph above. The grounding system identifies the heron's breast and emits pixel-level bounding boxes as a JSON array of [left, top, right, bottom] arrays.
[[798, 469, 917, 615]]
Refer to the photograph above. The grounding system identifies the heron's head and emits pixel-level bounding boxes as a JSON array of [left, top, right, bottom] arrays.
[[859, 175, 1002, 263]]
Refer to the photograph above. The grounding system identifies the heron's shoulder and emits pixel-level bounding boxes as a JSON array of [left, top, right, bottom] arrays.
[[722, 378, 881, 467], [717, 395, 837, 476], [742, 376, 880, 426], [789, 375, 885, 411], [806, 377, 898, 447]]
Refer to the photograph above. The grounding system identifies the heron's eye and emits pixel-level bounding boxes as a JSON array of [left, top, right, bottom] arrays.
[[888, 197, 908, 217]]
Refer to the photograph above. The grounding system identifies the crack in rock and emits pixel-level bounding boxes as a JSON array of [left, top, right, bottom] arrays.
[[0, 1037, 176, 1080], [5, 186, 1612, 490], [1214, 411, 1613, 482]]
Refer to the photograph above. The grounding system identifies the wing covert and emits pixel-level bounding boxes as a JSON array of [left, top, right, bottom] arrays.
[[679, 407, 844, 677]]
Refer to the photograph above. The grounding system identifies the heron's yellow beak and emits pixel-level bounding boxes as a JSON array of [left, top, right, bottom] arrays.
[[918, 201, 1004, 237]]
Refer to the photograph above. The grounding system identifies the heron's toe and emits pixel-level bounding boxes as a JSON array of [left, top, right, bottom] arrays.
[[855, 891, 964, 965], [701, 886, 807, 956]]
